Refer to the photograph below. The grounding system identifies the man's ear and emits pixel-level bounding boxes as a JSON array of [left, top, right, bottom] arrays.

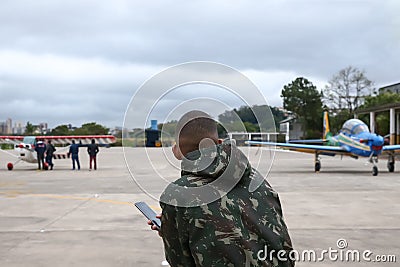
[[172, 143, 183, 160]]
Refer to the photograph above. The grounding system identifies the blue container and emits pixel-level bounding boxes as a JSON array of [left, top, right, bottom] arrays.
[[151, 120, 158, 130]]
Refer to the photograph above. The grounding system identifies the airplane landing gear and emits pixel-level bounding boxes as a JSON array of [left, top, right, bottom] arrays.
[[387, 162, 395, 172], [387, 154, 395, 173], [6, 159, 21, 171], [372, 166, 378, 176], [315, 161, 321, 172], [369, 155, 379, 176], [314, 153, 321, 172], [7, 162, 13, 171]]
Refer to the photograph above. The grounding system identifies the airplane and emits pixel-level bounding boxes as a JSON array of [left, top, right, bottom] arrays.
[[0, 135, 116, 170], [246, 112, 400, 176]]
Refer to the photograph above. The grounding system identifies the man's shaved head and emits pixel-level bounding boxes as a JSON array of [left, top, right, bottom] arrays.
[[175, 110, 218, 156]]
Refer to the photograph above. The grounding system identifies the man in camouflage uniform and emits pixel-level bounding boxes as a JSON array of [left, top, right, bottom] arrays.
[[158, 110, 294, 267]]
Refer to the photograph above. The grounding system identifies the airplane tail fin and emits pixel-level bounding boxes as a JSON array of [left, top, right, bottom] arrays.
[[323, 111, 332, 140]]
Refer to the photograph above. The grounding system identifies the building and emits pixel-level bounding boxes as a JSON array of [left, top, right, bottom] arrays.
[[39, 122, 48, 134], [279, 116, 304, 141], [13, 122, 25, 135], [379, 82, 400, 94], [6, 118, 12, 134], [357, 81, 400, 145], [0, 118, 13, 134], [0, 122, 5, 134]]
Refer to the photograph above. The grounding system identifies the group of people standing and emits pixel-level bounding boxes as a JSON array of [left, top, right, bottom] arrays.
[[68, 139, 99, 171], [35, 140, 56, 170], [35, 139, 100, 171]]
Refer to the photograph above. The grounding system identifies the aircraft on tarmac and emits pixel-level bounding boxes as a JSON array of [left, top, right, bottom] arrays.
[[0, 135, 116, 170], [247, 112, 400, 176]]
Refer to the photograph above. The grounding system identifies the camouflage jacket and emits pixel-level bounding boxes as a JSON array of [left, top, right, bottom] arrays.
[[160, 140, 294, 267]]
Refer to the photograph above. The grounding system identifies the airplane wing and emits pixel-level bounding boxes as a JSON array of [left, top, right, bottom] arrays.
[[0, 136, 22, 158], [289, 139, 327, 145], [0, 147, 18, 158], [246, 141, 351, 156], [0, 136, 24, 144], [382, 145, 400, 152], [38, 135, 116, 146]]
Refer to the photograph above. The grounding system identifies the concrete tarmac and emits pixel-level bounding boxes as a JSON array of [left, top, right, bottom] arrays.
[[0, 147, 399, 266]]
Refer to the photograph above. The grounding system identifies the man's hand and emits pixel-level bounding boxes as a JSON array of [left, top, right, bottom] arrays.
[[147, 214, 162, 237]]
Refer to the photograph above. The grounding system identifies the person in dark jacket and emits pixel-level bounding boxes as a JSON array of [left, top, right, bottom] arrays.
[[35, 139, 46, 170], [68, 140, 80, 170], [45, 140, 56, 170], [87, 139, 99, 170]]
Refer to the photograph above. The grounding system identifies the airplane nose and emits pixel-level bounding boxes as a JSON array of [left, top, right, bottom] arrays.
[[374, 136, 384, 146], [371, 136, 384, 151]]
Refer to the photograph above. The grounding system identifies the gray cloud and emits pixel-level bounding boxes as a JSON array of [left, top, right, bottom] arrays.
[[0, 0, 399, 128]]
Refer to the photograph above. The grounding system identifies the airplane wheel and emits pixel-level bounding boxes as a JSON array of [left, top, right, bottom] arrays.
[[7, 163, 13, 171], [372, 166, 378, 176], [387, 162, 395, 173], [315, 161, 321, 172]]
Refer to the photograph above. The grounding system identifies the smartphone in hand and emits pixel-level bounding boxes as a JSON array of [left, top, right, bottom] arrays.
[[135, 201, 161, 230]]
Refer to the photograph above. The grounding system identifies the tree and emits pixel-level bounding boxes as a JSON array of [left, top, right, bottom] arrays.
[[51, 125, 70, 135], [50, 122, 109, 136], [362, 91, 400, 107], [218, 105, 278, 133], [323, 66, 374, 117], [73, 122, 109, 135], [24, 121, 36, 135], [281, 77, 323, 138], [270, 107, 286, 128]]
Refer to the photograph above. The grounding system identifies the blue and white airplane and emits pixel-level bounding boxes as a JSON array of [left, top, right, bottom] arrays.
[[247, 112, 400, 176]]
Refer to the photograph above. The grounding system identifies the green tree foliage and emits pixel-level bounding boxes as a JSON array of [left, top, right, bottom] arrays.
[[281, 77, 323, 138], [218, 105, 282, 133], [363, 92, 400, 107], [243, 121, 260, 132], [270, 107, 286, 127], [50, 122, 109, 136], [51, 125, 70, 135], [359, 92, 400, 135], [24, 121, 36, 135], [328, 109, 351, 134], [1, 143, 13, 150], [74, 122, 109, 135]]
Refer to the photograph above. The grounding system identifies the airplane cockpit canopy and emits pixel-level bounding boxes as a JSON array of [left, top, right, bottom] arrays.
[[23, 136, 37, 145], [341, 119, 370, 135]]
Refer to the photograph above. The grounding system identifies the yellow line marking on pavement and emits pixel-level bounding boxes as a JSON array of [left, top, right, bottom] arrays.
[[0, 181, 27, 187], [0, 190, 33, 198], [1, 192, 162, 211]]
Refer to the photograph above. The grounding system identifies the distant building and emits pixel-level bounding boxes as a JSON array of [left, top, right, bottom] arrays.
[[0, 118, 13, 134], [6, 118, 12, 134], [379, 82, 400, 94], [68, 124, 77, 131], [39, 122, 48, 134], [31, 122, 49, 135], [0, 122, 5, 134], [277, 107, 291, 117], [279, 116, 304, 140], [13, 122, 25, 135]]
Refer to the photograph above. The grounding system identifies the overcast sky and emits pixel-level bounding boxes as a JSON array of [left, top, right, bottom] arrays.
[[0, 0, 399, 129]]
